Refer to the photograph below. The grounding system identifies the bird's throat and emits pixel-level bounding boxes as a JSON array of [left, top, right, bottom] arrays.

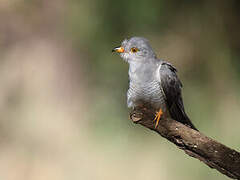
[[128, 62, 156, 83]]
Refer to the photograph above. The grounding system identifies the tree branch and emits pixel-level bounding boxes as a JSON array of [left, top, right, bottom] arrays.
[[130, 106, 240, 179]]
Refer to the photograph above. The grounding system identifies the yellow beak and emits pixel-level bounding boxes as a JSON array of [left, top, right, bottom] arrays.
[[112, 46, 125, 53]]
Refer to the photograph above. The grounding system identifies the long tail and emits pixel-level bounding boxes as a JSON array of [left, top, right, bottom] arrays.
[[169, 102, 198, 131], [181, 115, 198, 131]]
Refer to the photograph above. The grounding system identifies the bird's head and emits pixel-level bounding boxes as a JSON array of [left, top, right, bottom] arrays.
[[112, 37, 156, 63]]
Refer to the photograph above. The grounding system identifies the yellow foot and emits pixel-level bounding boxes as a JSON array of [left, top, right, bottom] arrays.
[[154, 109, 163, 128]]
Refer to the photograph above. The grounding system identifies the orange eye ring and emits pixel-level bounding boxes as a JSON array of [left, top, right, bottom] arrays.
[[130, 47, 139, 53]]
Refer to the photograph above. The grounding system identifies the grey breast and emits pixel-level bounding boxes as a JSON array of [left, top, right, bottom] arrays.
[[127, 63, 166, 109]]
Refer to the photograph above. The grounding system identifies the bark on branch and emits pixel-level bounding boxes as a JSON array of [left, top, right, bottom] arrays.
[[130, 106, 240, 179]]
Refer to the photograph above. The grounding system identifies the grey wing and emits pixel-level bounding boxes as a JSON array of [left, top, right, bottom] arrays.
[[159, 62, 197, 130]]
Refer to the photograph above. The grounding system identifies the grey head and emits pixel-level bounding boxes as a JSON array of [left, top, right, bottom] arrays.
[[112, 37, 157, 63]]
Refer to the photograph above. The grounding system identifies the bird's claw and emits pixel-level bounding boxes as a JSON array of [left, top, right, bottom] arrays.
[[154, 109, 163, 128]]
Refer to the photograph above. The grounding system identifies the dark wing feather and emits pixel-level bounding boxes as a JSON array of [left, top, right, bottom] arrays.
[[159, 62, 197, 130]]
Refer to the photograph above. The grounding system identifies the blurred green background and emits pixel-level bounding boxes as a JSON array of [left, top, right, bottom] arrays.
[[0, 0, 240, 179]]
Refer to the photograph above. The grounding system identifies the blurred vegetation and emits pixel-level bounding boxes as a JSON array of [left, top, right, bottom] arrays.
[[0, 0, 240, 179]]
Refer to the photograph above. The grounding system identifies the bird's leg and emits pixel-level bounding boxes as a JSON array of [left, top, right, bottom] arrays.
[[154, 109, 163, 128]]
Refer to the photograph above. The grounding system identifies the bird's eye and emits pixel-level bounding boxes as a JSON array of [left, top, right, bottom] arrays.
[[130, 47, 139, 53]]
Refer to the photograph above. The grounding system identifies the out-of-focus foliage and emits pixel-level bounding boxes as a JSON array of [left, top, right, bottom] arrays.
[[0, 0, 240, 179]]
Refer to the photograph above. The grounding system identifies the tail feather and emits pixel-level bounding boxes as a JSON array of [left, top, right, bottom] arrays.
[[169, 103, 198, 131], [181, 115, 198, 131]]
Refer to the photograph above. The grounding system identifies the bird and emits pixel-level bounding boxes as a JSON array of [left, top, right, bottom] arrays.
[[112, 37, 197, 130]]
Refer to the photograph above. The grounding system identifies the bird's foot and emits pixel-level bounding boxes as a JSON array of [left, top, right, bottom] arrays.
[[154, 109, 163, 128]]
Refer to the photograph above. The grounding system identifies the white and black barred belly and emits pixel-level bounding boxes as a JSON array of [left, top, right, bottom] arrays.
[[127, 80, 166, 111]]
